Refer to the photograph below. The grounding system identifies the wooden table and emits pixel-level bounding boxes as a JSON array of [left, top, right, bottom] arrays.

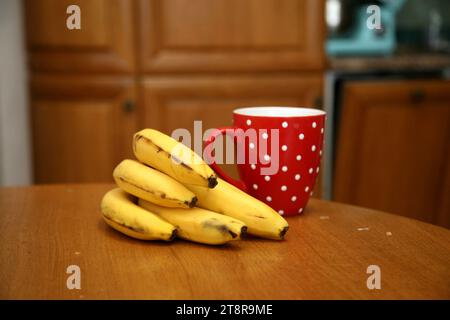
[[1, 184, 449, 299]]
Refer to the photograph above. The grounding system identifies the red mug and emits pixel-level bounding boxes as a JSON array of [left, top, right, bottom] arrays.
[[205, 106, 326, 216]]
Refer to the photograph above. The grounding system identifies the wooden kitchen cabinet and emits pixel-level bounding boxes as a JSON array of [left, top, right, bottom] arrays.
[[25, 0, 135, 73], [139, 0, 325, 72], [31, 75, 137, 183], [334, 80, 450, 228], [140, 75, 323, 132]]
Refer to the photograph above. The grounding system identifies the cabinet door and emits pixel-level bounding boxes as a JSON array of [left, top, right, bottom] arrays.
[[334, 80, 450, 227], [31, 75, 137, 183], [140, 74, 323, 193], [139, 0, 325, 72], [25, 0, 135, 73]]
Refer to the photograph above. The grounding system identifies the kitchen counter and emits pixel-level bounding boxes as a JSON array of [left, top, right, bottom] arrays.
[[1, 184, 449, 299], [329, 53, 450, 72]]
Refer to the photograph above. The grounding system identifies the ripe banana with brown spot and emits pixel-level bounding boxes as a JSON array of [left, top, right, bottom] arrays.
[[101, 188, 177, 241], [133, 128, 218, 188], [185, 178, 289, 240], [113, 159, 197, 208], [139, 199, 247, 245]]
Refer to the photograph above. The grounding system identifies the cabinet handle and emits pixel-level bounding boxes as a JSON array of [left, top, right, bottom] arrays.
[[122, 99, 135, 113], [410, 89, 425, 104], [313, 95, 323, 108]]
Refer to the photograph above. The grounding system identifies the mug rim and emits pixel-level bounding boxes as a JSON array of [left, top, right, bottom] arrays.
[[233, 106, 326, 118]]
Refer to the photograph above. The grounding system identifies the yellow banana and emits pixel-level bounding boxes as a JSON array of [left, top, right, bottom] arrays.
[[139, 199, 247, 245], [101, 188, 177, 241], [133, 129, 217, 188], [185, 178, 289, 240], [113, 159, 197, 208]]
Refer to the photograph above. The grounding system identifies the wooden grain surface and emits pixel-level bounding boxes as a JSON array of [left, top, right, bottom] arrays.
[[1, 184, 449, 299]]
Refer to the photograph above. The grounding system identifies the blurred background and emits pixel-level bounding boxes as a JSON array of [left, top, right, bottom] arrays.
[[0, 0, 449, 228]]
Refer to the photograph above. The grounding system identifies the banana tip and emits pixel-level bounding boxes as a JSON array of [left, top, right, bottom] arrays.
[[168, 229, 178, 241], [279, 226, 289, 240], [240, 226, 248, 238], [208, 176, 218, 188], [188, 196, 198, 208]]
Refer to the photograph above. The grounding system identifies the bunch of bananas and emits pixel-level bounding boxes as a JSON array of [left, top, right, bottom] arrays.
[[101, 128, 289, 245]]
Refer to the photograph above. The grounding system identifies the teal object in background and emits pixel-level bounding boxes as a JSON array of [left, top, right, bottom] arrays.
[[327, 0, 406, 56]]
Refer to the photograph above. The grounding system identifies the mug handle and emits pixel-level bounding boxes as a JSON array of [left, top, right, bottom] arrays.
[[204, 127, 248, 192]]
